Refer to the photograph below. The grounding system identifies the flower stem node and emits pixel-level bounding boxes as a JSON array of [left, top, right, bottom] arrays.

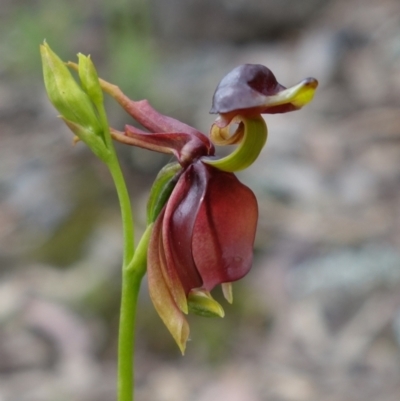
[[188, 289, 225, 318]]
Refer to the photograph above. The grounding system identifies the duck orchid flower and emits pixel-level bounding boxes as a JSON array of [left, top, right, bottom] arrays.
[[41, 45, 317, 352], [100, 64, 317, 353]]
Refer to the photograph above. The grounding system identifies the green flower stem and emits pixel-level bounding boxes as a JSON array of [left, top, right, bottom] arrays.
[[106, 156, 135, 401], [93, 81, 135, 267], [117, 224, 152, 401], [105, 113, 152, 401], [94, 69, 152, 401], [107, 156, 135, 267]]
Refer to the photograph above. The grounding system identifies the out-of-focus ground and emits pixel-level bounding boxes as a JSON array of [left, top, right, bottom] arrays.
[[1, 0, 400, 400]]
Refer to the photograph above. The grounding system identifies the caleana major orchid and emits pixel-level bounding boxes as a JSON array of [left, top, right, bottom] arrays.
[[40, 42, 317, 401]]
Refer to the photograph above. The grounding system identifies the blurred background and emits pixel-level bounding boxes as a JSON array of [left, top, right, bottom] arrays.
[[1, 0, 400, 400]]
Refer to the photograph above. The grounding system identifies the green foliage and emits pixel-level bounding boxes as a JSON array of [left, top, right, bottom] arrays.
[[104, 0, 155, 98], [1, 0, 155, 93], [1, 1, 77, 75]]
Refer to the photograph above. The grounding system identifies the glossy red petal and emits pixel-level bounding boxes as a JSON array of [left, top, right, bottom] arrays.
[[191, 163, 258, 290], [162, 164, 205, 294], [88, 76, 215, 161], [94, 77, 208, 139], [158, 213, 188, 313], [124, 125, 213, 165], [123, 99, 209, 145]]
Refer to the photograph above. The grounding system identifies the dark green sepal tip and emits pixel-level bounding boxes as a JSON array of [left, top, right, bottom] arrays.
[[147, 162, 182, 224]]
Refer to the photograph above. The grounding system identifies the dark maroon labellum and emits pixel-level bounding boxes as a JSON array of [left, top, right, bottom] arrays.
[[210, 64, 286, 114]]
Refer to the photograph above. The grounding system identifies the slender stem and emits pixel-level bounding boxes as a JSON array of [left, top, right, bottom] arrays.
[[107, 156, 135, 267], [105, 139, 137, 401], [95, 98, 135, 267], [96, 85, 148, 401], [106, 157, 134, 401], [117, 225, 152, 401]]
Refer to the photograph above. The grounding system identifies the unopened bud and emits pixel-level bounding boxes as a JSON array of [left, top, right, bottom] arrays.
[[78, 53, 103, 107], [40, 42, 107, 157]]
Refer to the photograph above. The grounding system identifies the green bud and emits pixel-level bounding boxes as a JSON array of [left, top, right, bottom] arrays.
[[188, 289, 225, 318], [147, 162, 182, 224], [40, 42, 106, 153], [78, 53, 103, 107]]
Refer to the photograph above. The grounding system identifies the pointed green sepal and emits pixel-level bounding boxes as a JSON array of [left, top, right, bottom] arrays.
[[61, 118, 110, 162], [203, 115, 268, 172], [147, 162, 182, 224], [188, 289, 225, 318], [78, 53, 104, 108]]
